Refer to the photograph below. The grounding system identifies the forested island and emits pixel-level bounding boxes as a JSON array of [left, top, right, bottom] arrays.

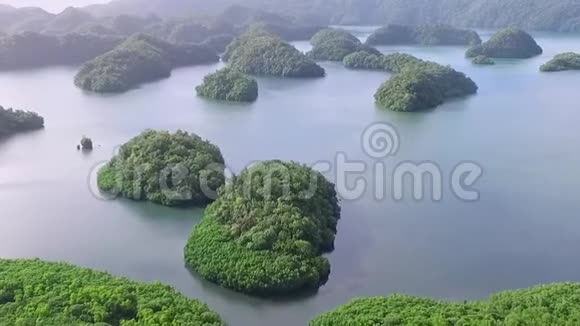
[[98, 130, 225, 206], [196, 68, 258, 102], [374, 56, 478, 112], [0, 259, 223, 325], [0, 32, 123, 70], [472, 55, 495, 65], [74, 34, 218, 93], [540, 52, 580, 72], [185, 160, 341, 295], [311, 283, 580, 325], [365, 24, 481, 46], [224, 29, 325, 77], [0, 105, 44, 137], [466, 28, 543, 59], [307, 28, 381, 62]]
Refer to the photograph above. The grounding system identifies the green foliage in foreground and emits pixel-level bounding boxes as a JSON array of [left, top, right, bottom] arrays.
[[98, 130, 225, 207], [196, 68, 258, 102], [375, 59, 477, 112], [311, 283, 580, 325], [472, 55, 495, 65], [366, 24, 481, 46], [307, 28, 381, 61], [0, 105, 44, 137], [0, 259, 223, 326], [540, 52, 580, 72], [466, 28, 543, 59], [224, 30, 325, 78], [185, 160, 341, 295], [74, 33, 218, 93]]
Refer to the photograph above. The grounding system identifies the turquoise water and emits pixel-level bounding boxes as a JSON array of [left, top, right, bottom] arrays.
[[1, 29, 580, 325]]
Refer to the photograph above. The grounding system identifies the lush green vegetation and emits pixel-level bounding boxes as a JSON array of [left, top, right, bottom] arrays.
[[224, 30, 325, 77], [196, 68, 258, 102], [74, 34, 218, 93], [307, 28, 381, 61], [343, 52, 423, 72], [0, 105, 44, 137], [98, 130, 225, 207], [472, 55, 495, 65], [366, 24, 481, 46], [466, 28, 543, 59], [0, 259, 223, 325], [343, 51, 384, 70], [0, 32, 123, 70], [311, 283, 580, 325], [185, 160, 341, 295], [540, 52, 580, 72], [375, 59, 478, 112]]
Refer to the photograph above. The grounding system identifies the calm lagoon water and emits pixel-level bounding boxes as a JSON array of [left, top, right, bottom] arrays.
[[2, 29, 580, 325]]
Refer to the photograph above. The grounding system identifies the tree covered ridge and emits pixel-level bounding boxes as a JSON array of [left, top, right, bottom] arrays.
[[98, 130, 225, 207], [540, 52, 580, 72], [366, 24, 481, 46], [0, 105, 44, 137], [185, 160, 341, 295], [311, 282, 580, 325], [0, 259, 223, 326], [307, 28, 381, 62], [224, 29, 325, 77], [196, 68, 258, 102], [466, 28, 542, 59], [74, 33, 218, 93], [0, 32, 124, 70]]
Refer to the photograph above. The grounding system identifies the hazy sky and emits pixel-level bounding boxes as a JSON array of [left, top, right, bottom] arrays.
[[1, 0, 109, 12]]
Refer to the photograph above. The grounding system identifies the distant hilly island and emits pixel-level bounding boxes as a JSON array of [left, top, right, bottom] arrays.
[[1, 0, 580, 33]]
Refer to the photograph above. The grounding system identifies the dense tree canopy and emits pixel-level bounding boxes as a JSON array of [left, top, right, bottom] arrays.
[[366, 24, 481, 46], [540, 52, 580, 72], [466, 28, 543, 59], [0, 105, 44, 137], [98, 130, 225, 207], [307, 28, 381, 62], [472, 55, 495, 65], [224, 30, 325, 77], [0, 32, 123, 70], [185, 160, 341, 295], [196, 68, 258, 102], [343, 51, 384, 70], [375, 58, 478, 112], [0, 259, 223, 325], [311, 283, 580, 325], [74, 34, 218, 93]]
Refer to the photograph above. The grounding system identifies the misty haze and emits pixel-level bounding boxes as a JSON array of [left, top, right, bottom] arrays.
[[1, 1, 580, 325]]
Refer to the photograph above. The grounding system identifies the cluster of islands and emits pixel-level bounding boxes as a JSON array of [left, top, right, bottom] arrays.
[[3, 3, 580, 325]]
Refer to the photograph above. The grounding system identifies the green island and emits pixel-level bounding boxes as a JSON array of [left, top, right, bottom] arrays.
[[0, 259, 223, 325], [540, 52, 580, 72], [366, 24, 481, 46], [74, 34, 218, 93], [343, 52, 423, 72], [0, 105, 44, 137], [196, 68, 258, 102], [307, 28, 381, 62], [0, 32, 123, 70], [224, 29, 325, 77], [472, 55, 495, 65], [466, 28, 543, 59], [184, 160, 341, 296], [375, 57, 478, 112], [311, 283, 580, 325], [98, 130, 225, 207]]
